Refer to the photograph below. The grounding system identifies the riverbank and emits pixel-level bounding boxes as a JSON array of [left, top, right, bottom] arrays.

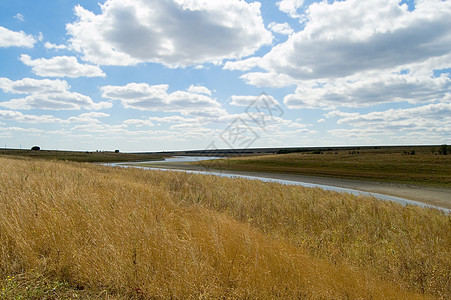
[[128, 160, 451, 210], [198, 151, 451, 188]]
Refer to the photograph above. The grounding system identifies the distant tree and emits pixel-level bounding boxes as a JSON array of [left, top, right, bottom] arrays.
[[115, 149, 120, 153], [31, 146, 40, 151], [439, 144, 448, 155]]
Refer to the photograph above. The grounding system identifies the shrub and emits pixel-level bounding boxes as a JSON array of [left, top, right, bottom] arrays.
[[439, 144, 448, 155]]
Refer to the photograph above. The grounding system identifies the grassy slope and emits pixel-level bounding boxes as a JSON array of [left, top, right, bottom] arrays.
[[197, 150, 451, 188], [1, 157, 449, 298]]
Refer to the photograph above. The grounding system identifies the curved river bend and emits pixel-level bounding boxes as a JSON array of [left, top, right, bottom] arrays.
[[105, 156, 449, 213]]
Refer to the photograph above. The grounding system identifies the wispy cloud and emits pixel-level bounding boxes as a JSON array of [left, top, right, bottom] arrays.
[[14, 13, 25, 22]]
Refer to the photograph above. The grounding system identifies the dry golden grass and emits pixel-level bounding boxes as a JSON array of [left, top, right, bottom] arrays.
[[0, 157, 448, 299]]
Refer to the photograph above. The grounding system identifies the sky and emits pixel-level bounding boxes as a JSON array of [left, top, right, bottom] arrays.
[[0, 0, 450, 152]]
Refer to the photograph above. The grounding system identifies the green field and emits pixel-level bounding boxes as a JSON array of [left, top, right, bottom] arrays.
[[196, 147, 451, 188]]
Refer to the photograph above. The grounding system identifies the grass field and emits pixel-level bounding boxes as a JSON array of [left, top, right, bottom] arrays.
[[1, 156, 449, 299], [0, 149, 164, 163], [196, 148, 451, 188]]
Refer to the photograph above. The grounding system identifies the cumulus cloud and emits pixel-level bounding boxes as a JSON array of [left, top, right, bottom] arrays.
[[0, 77, 111, 110], [240, 72, 298, 88], [284, 72, 451, 109], [187, 85, 212, 96], [67, 112, 110, 123], [20, 55, 105, 78], [0, 126, 43, 137], [260, 0, 451, 81], [268, 22, 294, 35], [148, 115, 201, 124], [325, 103, 451, 142], [276, 0, 305, 18], [79, 112, 109, 119], [123, 119, 154, 127], [44, 42, 68, 50], [101, 83, 226, 117], [67, 0, 272, 67], [0, 26, 35, 48], [71, 123, 127, 134], [0, 77, 68, 94], [237, 0, 451, 109], [223, 57, 261, 72], [0, 109, 64, 124], [327, 103, 451, 126], [230, 94, 279, 107]]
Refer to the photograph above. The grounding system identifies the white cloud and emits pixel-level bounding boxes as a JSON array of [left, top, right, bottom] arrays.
[[268, 22, 294, 35], [276, 0, 305, 18], [0, 26, 35, 48], [0, 77, 111, 110], [148, 115, 200, 124], [20, 55, 105, 78], [284, 72, 451, 109], [101, 83, 226, 117], [78, 112, 109, 119], [123, 119, 154, 127], [326, 128, 386, 144], [260, 0, 451, 81], [71, 123, 127, 134], [44, 42, 68, 50], [230, 94, 279, 107], [240, 72, 298, 88], [0, 126, 43, 135], [325, 103, 451, 142], [68, 112, 110, 123], [327, 103, 451, 126], [14, 13, 25, 22], [235, 0, 451, 109], [0, 109, 64, 124], [187, 85, 212, 96], [1, 94, 108, 111], [67, 0, 273, 67], [407, 54, 451, 77], [223, 57, 261, 72], [0, 77, 68, 94]]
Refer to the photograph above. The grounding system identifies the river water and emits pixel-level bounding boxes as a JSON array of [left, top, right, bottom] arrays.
[[105, 156, 449, 213]]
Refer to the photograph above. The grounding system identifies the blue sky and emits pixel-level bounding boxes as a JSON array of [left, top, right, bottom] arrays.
[[0, 0, 450, 152]]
